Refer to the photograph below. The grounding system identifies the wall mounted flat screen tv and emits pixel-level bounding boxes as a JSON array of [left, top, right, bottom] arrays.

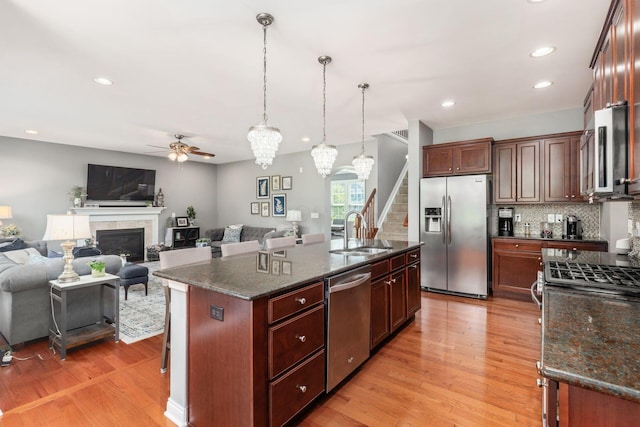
[[87, 164, 156, 203]]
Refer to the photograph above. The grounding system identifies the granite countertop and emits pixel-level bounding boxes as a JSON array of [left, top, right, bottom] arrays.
[[492, 234, 608, 244], [541, 286, 640, 402], [153, 239, 422, 300]]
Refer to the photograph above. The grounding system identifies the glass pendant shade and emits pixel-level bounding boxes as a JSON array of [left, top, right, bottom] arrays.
[[248, 121, 282, 169], [168, 151, 178, 161], [177, 152, 188, 162], [248, 13, 280, 169], [352, 82, 374, 181], [352, 153, 374, 180], [311, 141, 338, 178]]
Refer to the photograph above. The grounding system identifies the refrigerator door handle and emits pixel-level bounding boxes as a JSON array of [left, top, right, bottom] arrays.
[[447, 195, 452, 244], [441, 195, 446, 244]]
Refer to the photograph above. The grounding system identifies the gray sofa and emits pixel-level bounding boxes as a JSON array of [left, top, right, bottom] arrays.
[[0, 239, 123, 346], [204, 226, 288, 257]]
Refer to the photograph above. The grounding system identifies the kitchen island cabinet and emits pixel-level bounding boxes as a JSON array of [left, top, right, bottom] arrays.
[[155, 239, 422, 427], [492, 238, 608, 300]]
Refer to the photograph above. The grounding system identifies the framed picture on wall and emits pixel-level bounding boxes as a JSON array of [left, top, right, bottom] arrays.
[[257, 251, 269, 273], [271, 259, 281, 275], [261, 202, 270, 217], [272, 194, 286, 217], [250, 202, 260, 215], [257, 176, 270, 199], [282, 261, 292, 275], [271, 175, 281, 191], [282, 176, 292, 190]]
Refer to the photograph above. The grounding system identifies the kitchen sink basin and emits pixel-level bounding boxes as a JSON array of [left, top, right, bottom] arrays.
[[329, 247, 392, 256]]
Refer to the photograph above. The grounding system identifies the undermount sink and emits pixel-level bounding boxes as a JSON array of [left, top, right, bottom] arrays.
[[329, 247, 392, 256]]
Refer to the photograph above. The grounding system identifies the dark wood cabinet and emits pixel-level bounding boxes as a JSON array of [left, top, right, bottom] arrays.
[[166, 226, 199, 248], [370, 276, 390, 349], [423, 138, 492, 177], [543, 132, 583, 202], [389, 269, 407, 333], [493, 138, 540, 204], [492, 238, 609, 300], [405, 249, 421, 319]]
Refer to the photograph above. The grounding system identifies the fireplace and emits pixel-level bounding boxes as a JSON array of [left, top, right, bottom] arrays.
[[96, 228, 145, 262]]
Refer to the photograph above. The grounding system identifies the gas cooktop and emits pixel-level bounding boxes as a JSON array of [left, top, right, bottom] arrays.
[[545, 261, 640, 297]]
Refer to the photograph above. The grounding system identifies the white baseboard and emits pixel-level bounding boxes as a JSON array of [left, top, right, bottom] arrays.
[[165, 398, 187, 427]]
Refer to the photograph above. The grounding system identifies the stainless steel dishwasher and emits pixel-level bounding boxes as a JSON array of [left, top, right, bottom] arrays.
[[325, 264, 371, 392]]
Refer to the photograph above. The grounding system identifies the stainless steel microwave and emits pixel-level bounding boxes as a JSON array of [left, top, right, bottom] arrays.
[[593, 103, 628, 196]]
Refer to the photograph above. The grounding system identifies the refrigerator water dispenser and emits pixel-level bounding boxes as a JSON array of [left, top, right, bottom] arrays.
[[424, 207, 442, 232]]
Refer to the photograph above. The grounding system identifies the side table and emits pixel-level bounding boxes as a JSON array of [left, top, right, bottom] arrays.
[[49, 273, 120, 360]]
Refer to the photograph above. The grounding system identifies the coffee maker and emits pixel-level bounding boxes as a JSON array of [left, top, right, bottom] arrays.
[[563, 215, 583, 239], [498, 207, 514, 237]]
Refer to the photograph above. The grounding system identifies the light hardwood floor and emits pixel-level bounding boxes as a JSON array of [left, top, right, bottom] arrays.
[[0, 292, 541, 426]]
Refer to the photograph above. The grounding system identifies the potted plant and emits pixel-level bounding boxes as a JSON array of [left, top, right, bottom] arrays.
[[195, 238, 211, 248], [87, 259, 106, 277], [69, 185, 87, 208], [186, 205, 196, 225]]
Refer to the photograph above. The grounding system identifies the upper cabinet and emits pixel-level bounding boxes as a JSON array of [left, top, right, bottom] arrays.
[[588, 0, 640, 194], [422, 138, 493, 177], [494, 132, 584, 204]]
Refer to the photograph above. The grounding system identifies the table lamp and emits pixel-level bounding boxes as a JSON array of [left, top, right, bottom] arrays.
[[0, 205, 12, 226], [42, 213, 91, 283], [286, 209, 302, 238]]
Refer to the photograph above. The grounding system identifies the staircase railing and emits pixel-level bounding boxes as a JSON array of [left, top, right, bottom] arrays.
[[377, 160, 408, 233], [355, 188, 378, 239]]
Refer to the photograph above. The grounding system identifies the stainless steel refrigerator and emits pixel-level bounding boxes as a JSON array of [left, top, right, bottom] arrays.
[[420, 174, 490, 298]]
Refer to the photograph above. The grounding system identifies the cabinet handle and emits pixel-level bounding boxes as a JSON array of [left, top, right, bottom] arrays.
[[515, 244, 519, 248], [456, 167, 460, 170], [295, 297, 306, 305], [536, 360, 542, 372], [565, 195, 569, 198], [392, 278, 397, 283], [296, 385, 307, 393], [295, 334, 306, 343], [571, 195, 576, 198], [348, 356, 354, 363], [410, 253, 418, 258], [448, 167, 452, 171], [384, 280, 392, 285], [410, 264, 418, 270]]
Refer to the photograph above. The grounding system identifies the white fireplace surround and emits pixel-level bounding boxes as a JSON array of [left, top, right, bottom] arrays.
[[70, 207, 165, 253]]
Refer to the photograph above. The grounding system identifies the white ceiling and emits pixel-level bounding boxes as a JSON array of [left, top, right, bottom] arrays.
[[1, 0, 611, 164]]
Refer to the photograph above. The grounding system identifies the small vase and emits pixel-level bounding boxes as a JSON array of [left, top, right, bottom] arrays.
[[91, 269, 105, 278], [74, 197, 82, 208]]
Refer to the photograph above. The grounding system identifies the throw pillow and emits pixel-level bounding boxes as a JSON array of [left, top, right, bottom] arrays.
[[222, 226, 243, 243], [0, 238, 26, 252], [48, 250, 63, 258], [3, 247, 41, 265], [27, 253, 52, 265], [73, 246, 102, 257]]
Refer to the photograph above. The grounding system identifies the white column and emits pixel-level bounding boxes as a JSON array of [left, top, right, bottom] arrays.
[[164, 281, 189, 427], [408, 120, 433, 241]]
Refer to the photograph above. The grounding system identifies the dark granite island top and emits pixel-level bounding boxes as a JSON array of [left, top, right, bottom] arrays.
[[153, 238, 422, 300], [541, 286, 640, 403]]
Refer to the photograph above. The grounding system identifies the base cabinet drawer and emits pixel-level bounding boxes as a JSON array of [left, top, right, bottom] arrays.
[[270, 349, 325, 427], [269, 304, 325, 379]]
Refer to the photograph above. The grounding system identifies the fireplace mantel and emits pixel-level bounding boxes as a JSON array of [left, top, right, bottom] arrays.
[[70, 207, 166, 249]]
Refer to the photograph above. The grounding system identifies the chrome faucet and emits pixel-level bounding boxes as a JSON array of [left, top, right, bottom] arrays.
[[344, 210, 367, 249]]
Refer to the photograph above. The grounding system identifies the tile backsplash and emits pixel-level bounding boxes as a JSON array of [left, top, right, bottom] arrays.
[[492, 204, 600, 239], [629, 202, 640, 235]]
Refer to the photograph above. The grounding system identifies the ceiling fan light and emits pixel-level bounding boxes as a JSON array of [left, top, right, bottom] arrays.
[[168, 151, 178, 161], [311, 142, 338, 178], [177, 152, 189, 162], [248, 121, 282, 169], [352, 153, 375, 181]]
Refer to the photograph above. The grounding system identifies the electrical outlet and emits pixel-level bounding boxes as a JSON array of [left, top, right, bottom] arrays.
[[514, 214, 521, 223], [555, 214, 563, 223], [547, 214, 555, 223]]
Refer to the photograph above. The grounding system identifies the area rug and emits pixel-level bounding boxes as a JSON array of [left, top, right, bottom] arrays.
[[118, 261, 166, 344]]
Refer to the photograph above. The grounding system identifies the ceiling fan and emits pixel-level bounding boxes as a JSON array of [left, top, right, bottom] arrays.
[[148, 134, 215, 162]]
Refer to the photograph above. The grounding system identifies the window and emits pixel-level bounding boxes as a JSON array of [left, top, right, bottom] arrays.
[[331, 178, 365, 222]]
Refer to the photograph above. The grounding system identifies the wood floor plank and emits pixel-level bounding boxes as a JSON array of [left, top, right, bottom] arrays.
[[1, 292, 542, 426]]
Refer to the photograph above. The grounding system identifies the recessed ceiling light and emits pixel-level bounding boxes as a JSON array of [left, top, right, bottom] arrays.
[[527, 0, 546, 3], [25, 129, 39, 135], [441, 100, 456, 108], [534, 80, 553, 89], [530, 46, 556, 58], [93, 77, 113, 86], [301, 136, 311, 142]]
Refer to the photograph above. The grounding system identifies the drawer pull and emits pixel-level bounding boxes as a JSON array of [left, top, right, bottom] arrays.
[[392, 278, 397, 283], [295, 334, 306, 343], [348, 356, 354, 364], [384, 280, 392, 285], [410, 264, 418, 270], [515, 244, 519, 248], [296, 385, 307, 393], [295, 297, 306, 305], [410, 253, 418, 258]]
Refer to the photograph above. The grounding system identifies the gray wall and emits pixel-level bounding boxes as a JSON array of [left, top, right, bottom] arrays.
[[0, 136, 218, 244], [374, 134, 407, 217]]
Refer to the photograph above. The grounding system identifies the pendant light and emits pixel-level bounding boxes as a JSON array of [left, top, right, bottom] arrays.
[[247, 13, 282, 169], [311, 56, 338, 178], [352, 83, 374, 180]]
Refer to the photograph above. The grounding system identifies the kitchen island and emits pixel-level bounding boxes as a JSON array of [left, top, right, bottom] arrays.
[[540, 250, 640, 426], [154, 238, 421, 427]]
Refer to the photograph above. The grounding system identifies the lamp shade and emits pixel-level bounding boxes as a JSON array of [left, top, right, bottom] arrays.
[[0, 206, 12, 219], [286, 209, 302, 222], [42, 214, 91, 241]]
